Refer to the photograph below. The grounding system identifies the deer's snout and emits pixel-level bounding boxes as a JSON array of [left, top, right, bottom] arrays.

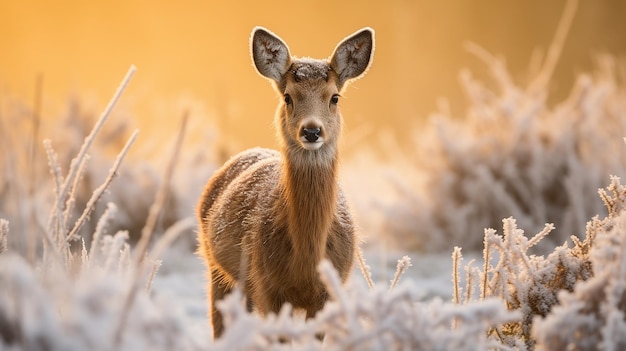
[[299, 120, 324, 150], [302, 127, 321, 142]]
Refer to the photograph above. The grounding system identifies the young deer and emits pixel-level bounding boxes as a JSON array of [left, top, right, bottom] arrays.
[[197, 26, 374, 338]]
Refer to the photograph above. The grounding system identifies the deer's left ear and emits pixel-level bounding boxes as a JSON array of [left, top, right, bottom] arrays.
[[251, 27, 292, 82], [330, 28, 375, 88]]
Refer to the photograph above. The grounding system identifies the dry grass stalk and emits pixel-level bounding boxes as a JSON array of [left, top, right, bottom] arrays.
[[452, 247, 462, 304], [356, 246, 375, 291], [145, 258, 162, 293], [62, 154, 89, 236], [389, 255, 412, 291], [65, 130, 138, 243], [46, 65, 136, 241], [464, 259, 477, 304], [44, 139, 63, 233], [0, 219, 8, 254], [87, 203, 117, 265], [113, 110, 189, 347]]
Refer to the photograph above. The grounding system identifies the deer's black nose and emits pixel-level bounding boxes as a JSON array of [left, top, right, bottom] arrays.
[[302, 127, 321, 142]]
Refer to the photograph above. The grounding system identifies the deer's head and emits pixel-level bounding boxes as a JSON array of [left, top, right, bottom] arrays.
[[251, 27, 374, 153]]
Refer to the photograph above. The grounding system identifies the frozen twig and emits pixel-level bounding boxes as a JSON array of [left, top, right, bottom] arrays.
[[0, 219, 8, 254], [452, 247, 462, 304], [48, 65, 136, 238], [42, 140, 69, 267], [63, 154, 90, 236], [87, 202, 118, 266], [527, 223, 555, 248], [482, 229, 494, 300], [44, 139, 64, 237], [65, 130, 138, 243], [598, 176, 626, 217], [389, 255, 412, 291], [356, 245, 375, 290], [464, 259, 476, 304], [145, 259, 162, 293]]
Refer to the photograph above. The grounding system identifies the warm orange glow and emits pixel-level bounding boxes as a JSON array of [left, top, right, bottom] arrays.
[[1, 1, 625, 150]]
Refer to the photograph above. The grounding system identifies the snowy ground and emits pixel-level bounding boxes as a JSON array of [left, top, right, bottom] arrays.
[[152, 245, 212, 345], [151, 238, 466, 343]]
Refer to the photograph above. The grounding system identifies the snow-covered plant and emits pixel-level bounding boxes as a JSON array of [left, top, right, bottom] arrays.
[[0, 87, 220, 255], [0, 67, 203, 350], [209, 260, 520, 351], [365, 1, 626, 252], [43, 67, 139, 269], [454, 218, 592, 349], [451, 175, 626, 350], [531, 176, 626, 350], [0, 233, 197, 351]]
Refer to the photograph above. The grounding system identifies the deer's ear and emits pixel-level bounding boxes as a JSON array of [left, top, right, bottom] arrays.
[[330, 28, 374, 87], [251, 27, 292, 82]]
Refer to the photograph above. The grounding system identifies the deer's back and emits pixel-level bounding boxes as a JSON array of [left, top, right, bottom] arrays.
[[198, 147, 279, 231], [197, 148, 281, 279]]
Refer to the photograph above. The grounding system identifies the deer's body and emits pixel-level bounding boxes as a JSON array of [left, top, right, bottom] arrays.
[[197, 27, 374, 338]]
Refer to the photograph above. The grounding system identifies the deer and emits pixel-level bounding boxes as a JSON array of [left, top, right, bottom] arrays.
[[196, 26, 374, 339]]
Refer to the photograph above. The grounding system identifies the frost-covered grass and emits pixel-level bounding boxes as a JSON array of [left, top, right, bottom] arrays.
[[0, 89, 220, 254], [3, 2, 626, 348], [0, 66, 207, 350], [443, 175, 626, 350]]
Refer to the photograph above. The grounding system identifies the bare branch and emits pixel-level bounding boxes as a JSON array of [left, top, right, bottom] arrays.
[[66, 130, 139, 243]]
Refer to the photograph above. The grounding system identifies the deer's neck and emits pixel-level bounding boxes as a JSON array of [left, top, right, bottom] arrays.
[[282, 147, 338, 275]]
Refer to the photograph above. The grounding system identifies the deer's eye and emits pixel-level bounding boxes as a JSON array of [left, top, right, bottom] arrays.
[[284, 94, 292, 105], [330, 94, 339, 105]]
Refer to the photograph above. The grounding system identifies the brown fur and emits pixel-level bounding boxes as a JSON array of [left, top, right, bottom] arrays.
[[197, 26, 374, 338]]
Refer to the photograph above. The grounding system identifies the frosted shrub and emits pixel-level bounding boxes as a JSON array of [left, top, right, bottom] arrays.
[[451, 176, 626, 350], [361, 34, 626, 253], [0, 92, 219, 253], [532, 176, 626, 350], [0, 67, 203, 350], [383, 53, 626, 253], [453, 218, 592, 349], [0, 229, 202, 351]]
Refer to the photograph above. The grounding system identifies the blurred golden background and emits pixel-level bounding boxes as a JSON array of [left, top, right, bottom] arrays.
[[1, 0, 625, 151]]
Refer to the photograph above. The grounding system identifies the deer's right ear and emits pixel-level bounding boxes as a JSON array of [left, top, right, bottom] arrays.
[[251, 27, 292, 82], [330, 28, 374, 88]]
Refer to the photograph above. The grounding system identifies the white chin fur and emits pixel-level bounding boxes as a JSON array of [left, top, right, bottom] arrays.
[[301, 141, 324, 150]]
